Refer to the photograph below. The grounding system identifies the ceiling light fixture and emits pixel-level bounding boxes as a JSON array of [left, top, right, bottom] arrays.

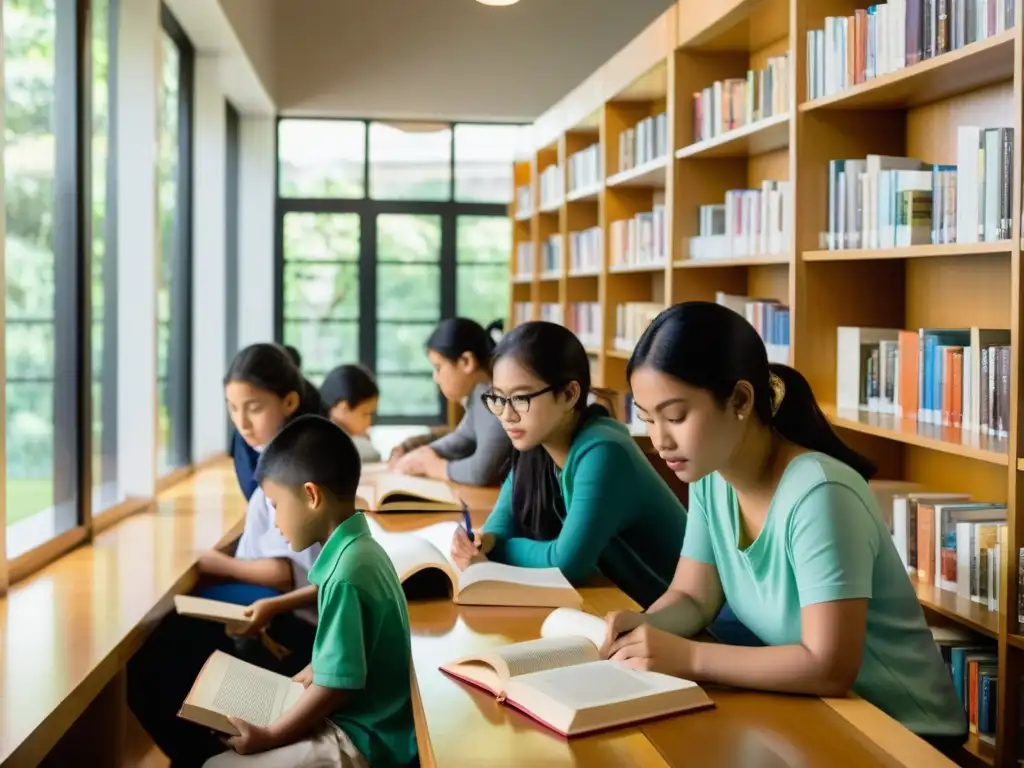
[[476, 0, 520, 6]]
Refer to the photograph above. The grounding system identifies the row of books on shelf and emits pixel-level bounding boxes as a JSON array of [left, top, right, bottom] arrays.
[[540, 303, 563, 325], [618, 112, 668, 174], [613, 302, 663, 352], [716, 292, 791, 364], [514, 242, 532, 278], [541, 235, 562, 276], [824, 130, 1013, 251], [539, 165, 563, 210], [515, 185, 531, 217], [513, 302, 531, 326], [569, 302, 601, 350], [570, 227, 602, 273], [806, 0, 1015, 102], [836, 326, 1010, 437], [692, 54, 788, 143], [690, 181, 791, 261], [568, 143, 600, 195], [610, 196, 668, 269], [934, 628, 998, 745]]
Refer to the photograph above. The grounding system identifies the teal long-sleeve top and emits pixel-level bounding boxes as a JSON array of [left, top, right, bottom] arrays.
[[481, 416, 687, 609]]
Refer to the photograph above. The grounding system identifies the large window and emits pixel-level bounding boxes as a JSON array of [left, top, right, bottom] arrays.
[[277, 119, 518, 424], [156, 8, 193, 475], [4, 0, 82, 558], [92, 0, 118, 511]]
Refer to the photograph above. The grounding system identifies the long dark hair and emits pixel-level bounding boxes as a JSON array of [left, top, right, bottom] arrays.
[[627, 301, 875, 480], [426, 317, 501, 371], [493, 321, 609, 540], [319, 364, 379, 409], [225, 343, 325, 420]]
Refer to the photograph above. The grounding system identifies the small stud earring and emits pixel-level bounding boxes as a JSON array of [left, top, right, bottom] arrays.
[[738, 414, 744, 421]]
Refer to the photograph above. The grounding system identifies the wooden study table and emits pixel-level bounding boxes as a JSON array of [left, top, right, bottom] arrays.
[[363, 477, 958, 768]]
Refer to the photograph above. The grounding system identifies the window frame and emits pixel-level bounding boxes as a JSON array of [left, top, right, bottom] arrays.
[[274, 117, 519, 426], [225, 99, 240, 447], [157, 3, 195, 475]]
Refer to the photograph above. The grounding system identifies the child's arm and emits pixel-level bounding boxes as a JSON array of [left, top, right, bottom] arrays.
[[227, 685, 348, 755], [237, 584, 318, 636], [197, 549, 293, 593]]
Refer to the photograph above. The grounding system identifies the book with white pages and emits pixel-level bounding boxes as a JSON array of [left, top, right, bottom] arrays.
[[355, 472, 462, 513], [174, 594, 250, 629], [374, 520, 583, 608], [178, 650, 305, 736], [440, 608, 713, 737]]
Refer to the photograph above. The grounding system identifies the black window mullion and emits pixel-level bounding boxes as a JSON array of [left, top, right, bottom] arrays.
[[359, 211, 376, 372], [52, 0, 85, 530]]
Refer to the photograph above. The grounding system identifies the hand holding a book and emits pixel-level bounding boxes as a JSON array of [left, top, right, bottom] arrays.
[[292, 664, 313, 688], [223, 717, 276, 755], [450, 528, 495, 570]]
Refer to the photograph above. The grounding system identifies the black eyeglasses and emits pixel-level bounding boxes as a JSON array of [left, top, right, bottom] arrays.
[[481, 385, 558, 416]]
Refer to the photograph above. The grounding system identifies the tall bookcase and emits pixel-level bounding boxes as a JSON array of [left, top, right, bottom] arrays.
[[507, 0, 1023, 765]]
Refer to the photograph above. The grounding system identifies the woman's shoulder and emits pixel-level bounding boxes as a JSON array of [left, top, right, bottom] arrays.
[[773, 451, 877, 519], [572, 415, 636, 454]]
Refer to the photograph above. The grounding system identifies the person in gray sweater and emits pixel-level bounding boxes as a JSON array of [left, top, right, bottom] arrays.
[[391, 318, 512, 487]]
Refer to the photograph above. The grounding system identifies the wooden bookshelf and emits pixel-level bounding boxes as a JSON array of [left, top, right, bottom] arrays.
[[506, 0, 1024, 764]]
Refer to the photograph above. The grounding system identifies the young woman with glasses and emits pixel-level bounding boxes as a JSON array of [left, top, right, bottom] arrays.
[[446, 320, 758, 642]]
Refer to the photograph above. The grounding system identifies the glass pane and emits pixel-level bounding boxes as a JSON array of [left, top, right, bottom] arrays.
[[377, 213, 440, 263], [376, 375, 439, 417], [279, 119, 365, 198], [457, 215, 512, 264], [454, 124, 519, 203], [377, 265, 440, 321], [284, 212, 360, 262], [5, 0, 77, 556], [376, 323, 435, 375], [369, 122, 451, 201], [283, 321, 358, 381], [92, 0, 118, 509], [457, 265, 510, 330], [157, 31, 186, 476], [284, 263, 360, 321]]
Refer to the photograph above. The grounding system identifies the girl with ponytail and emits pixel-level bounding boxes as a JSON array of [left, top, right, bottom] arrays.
[[600, 301, 966, 755], [391, 317, 512, 486]]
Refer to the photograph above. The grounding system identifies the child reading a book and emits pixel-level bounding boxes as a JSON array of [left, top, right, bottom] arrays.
[[320, 364, 382, 463], [203, 415, 416, 768], [128, 344, 327, 765], [390, 317, 511, 486], [600, 301, 967, 756], [447, 322, 757, 648]]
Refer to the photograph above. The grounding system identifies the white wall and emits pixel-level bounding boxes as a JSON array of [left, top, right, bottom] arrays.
[[237, 115, 276, 348], [191, 54, 228, 463], [116, 0, 160, 498]]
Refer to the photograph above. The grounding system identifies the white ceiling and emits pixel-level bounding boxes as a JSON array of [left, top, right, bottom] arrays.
[[218, 0, 675, 121]]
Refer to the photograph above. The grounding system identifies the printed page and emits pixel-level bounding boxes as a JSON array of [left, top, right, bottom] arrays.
[[378, 535, 451, 582], [415, 520, 461, 568], [518, 659, 697, 709], [174, 595, 250, 624], [458, 561, 574, 591], [189, 651, 304, 727], [492, 635, 600, 678], [540, 607, 607, 650]]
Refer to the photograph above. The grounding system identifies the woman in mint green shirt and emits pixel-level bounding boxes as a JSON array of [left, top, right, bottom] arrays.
[[448, 321, 756, 646], [602, 301, 967, 754]]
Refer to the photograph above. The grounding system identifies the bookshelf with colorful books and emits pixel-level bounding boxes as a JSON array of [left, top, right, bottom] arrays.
[[509, 158, 535, 328], [506, 0, 1023, 759]]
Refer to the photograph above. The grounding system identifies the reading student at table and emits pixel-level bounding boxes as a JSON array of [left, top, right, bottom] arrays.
[[602, 301, 968, 756], [391, 317, 512, 486], [449, 321, 758, 643], [320, 363, 382, 463], [205, 415, 416, 768], [128, 345, 326, 765]]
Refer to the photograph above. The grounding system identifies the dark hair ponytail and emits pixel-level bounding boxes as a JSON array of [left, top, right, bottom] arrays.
[[225, 343, 324, 422], [493, 321, 609, 540], [627, 301, 876, 480], [426, 317, 499, 371]]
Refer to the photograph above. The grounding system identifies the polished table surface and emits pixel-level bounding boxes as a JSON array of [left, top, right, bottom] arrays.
[[365, 476, 957, 768], [0, 467, 247, 767]]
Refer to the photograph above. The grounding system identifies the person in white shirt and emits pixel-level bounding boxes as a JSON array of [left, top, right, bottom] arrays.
[[319, 364, 382, 464]]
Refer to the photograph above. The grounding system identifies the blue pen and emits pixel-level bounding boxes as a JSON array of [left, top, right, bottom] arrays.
[[461, 501, 474, 542]]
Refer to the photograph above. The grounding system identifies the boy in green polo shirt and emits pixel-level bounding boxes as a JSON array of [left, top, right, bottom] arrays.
[[204, 415, 416, 768]]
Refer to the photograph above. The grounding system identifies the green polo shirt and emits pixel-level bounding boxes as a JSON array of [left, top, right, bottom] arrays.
[[308, 512, 416, 768]]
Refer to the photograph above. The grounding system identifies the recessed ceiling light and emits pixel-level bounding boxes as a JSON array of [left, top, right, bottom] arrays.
[[476, 0, 520, 6]]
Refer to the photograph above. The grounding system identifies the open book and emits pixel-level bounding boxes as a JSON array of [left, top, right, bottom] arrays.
[[174, 595, 250, 629], [375, 521, 583, 608], [356, 472, 461, 513], [441, 608, 713, 736], [179, 650, 304, 735]]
